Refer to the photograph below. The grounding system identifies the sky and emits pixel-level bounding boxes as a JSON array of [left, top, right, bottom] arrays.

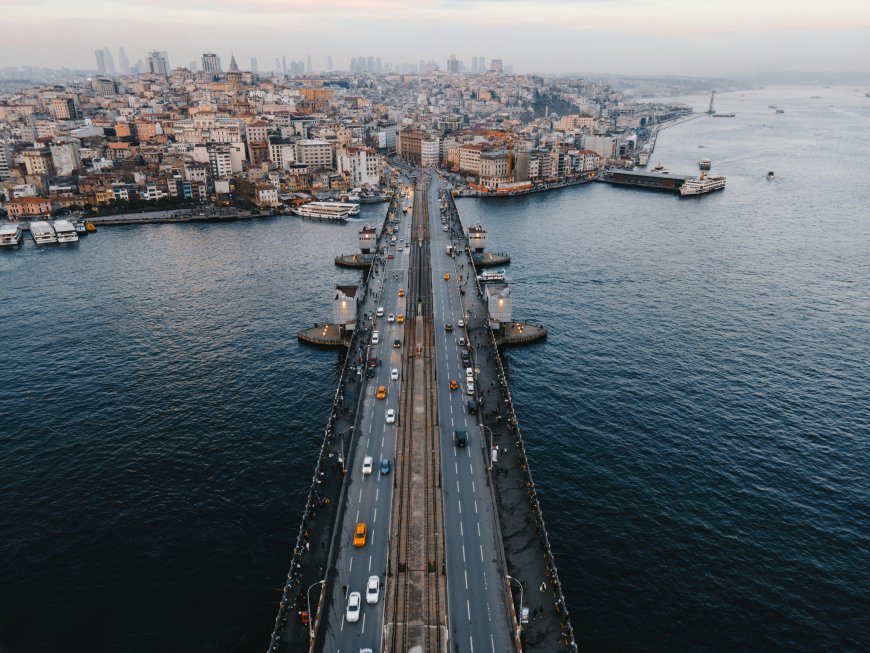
[[2, 0, 870, 77]]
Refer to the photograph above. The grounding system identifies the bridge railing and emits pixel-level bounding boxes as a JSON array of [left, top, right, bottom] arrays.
[[444, 189, 579, 652]]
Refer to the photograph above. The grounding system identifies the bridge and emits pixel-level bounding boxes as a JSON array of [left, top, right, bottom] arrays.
[[269, 171, 576, 653]]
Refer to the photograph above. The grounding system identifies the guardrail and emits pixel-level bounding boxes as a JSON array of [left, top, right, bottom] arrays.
[[444, 189, 579, 652], [265, 190, 402, 652]]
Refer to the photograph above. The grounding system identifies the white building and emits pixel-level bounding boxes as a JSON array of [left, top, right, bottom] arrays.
[[333, 285, 359, 331], [337, 146, 381, 187]]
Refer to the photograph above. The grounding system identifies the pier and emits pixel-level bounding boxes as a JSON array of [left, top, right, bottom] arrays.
[[276, 169, 576, 653]]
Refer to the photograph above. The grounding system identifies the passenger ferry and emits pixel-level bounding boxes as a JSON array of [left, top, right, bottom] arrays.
[[74, 220, 88, 235], [0, 223, 24, 247], [291, 201, 361, 221], [53, 219, 79, 243], [29, 221, 58, 245], [679, 172, 727, 196], [477, 269, 506, 283]]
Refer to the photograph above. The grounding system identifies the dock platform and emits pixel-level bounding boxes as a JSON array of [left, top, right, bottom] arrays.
[[334, 253, 373, 269], [297, 323, 350, 348], [472, 251, 511, 268], [496, 321, 548, 347]]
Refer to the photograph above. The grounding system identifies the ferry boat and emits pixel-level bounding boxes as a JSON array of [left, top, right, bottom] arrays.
[[0, 223, 24, 247], [291, 201, 360, 221], [30, 221, 58, 245], [477, 269, 506, 283], [699, 158, 712, 171], [53, 219, 79, 243], [679, 172, 726, 196]]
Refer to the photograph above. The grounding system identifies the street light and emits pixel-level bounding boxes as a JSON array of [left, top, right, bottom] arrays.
[[506, 574, 524, 637], [482, 424, 494, 471], [337, 426, 355, 473], [306, 579, 325, 640]]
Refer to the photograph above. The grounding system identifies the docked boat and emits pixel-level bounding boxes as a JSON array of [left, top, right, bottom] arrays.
[[0, 223, 24, 247], [477, 269, 506, 283], [85, 222, 97, 233], [30, 221, 58, 245], [290, 201, 360, 221], [699, 158, 712, 171], [74, 220, 88, 235], [53, 219, 79, 243], [679, 172, 726, 196]]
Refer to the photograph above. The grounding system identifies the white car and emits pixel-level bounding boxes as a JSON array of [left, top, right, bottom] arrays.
[[390, 368, 399, 381], [397, 245, 403, 252], [366, 575, 380, 604], [385, 409, 396, 424], [466, 367, 474, 381], [387, 314, 395, 323], [346, 592, 361, 623], [466, 381, 475, 396], [361, 456, 374, 475], [372, 331, 380, 344], [376, 306, 384, 317], [457, 319, 465, 328], [443, 225, 448, 231]]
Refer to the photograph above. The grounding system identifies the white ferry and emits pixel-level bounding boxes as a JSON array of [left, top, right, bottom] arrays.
[[477, 269, 506, 283], [53, 219, 79, 243], [679, 173, 726, 196], [291, 201, 360, 221], [0, 223, 24, 247], [29, 221, 58, 245]]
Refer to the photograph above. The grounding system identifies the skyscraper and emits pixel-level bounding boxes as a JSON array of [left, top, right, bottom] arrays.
[[102, 47, 116, 75], [327, 55, 332, 71], [202, 52, 222, 75], [95, 49, 106, 74], [118, 47, 130, 75], [250, 57, 258, 73], [447, 53, 459, 73], [146, 51, 170, 76]]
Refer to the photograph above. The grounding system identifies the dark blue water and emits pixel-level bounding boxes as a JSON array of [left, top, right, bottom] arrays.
[[2, 87, 869, 652]]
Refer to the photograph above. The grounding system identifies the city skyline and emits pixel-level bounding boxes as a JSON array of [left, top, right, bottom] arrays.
[[2, 0, 869, 76]]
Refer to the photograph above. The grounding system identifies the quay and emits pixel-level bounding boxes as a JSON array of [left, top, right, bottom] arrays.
[[274, 169, 575, 653]]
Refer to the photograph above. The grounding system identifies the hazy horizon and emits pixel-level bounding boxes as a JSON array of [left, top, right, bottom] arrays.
[[2, 0, 870, 77]]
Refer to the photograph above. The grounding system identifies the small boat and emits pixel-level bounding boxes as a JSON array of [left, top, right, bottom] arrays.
[[699, 158, 712, 171], [775, 109, 785, 114], [53, 219, 79, 243], [85, 222, 97, 232], [30, 221, 58, 245], [767, 171, 775, 179], [74, 220, 88, 235], [0, 223, 24, 247]]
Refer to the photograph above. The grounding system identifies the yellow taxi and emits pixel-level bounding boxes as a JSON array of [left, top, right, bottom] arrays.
[[354, 522, 367, 547], [377, 386, 387, 399], [443, 273, 450, 281], [396, 314, 405, 324], [398, 288, 405, 297]]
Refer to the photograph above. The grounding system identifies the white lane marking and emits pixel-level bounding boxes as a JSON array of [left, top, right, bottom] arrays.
[[373, 508, 378, 523], [480, 544, 484, 562], [368, 556, 373, 572], [474, 500, 478, 515], [458, 499, 462, 514], [455, 462, 459, 474], [491, 634, 496, 652], [365, 437, 369, 446], [356, 509, 360, 521], [464, 569, 468, 589], [341, 614, 345, 631], [483, 570, 487, 590], [375, 488, 379, 501], [462, 544, 466, 562], [477, 522, 481, 537], [358, 488, 363, 503], [362, 612, 366, 634], [467, 600, 472, 622], [472, 481, 476, 492], [381, 436, 384, 448], [460, 521, 464, 537], [349, 557, 353, 571]]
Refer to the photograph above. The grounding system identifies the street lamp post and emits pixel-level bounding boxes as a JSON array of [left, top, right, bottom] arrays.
[[337, 426, 355, 473], [306, 579, 325, 640], [482, 424, 494, 471], [506, 574, 524, 638]]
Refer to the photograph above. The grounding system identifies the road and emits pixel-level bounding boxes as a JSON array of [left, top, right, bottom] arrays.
[[318, 192, 414, 653], [427, 175, 515, 652]]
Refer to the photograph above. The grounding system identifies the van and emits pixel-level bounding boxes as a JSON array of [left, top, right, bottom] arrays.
[[454, 430, 468, 447]]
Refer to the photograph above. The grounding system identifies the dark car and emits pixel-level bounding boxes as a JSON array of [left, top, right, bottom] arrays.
[[366, 367, 375, 379], [380, 458, 391, 474], [454, 430, 468, 447], [445, 323, 453, 332], [466, 400, 477, 415], [393, 339, 401, 349], [368, 356, 378, 368]]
